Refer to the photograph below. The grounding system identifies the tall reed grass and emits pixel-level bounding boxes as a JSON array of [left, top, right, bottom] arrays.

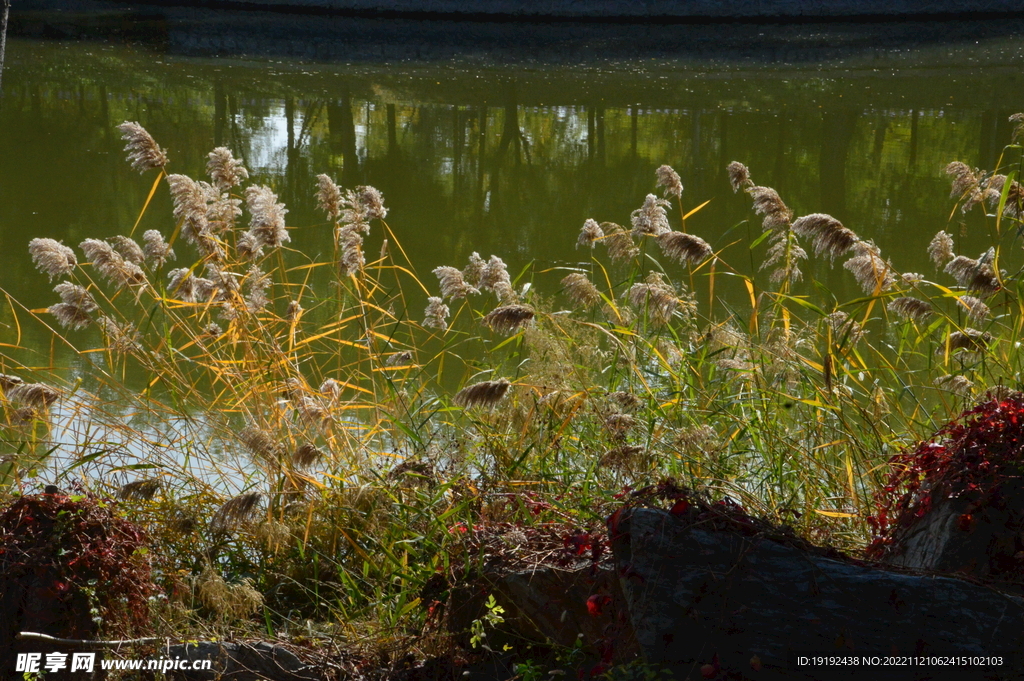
[[2, 117, 1023, 651]]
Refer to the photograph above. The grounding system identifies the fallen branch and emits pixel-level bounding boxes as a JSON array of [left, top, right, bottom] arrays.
[[17, 631, 164, 648]]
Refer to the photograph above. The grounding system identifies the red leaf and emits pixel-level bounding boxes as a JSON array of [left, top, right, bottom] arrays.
[[669, 500, 690, 516], [586, 594, 612, 617]]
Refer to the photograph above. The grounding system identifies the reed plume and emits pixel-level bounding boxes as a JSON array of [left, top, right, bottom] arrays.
[[49, 282, 98, 330], [480, 255, 517, 303], [453, 378, 511, 408], [243, 185, 290, 256], [210, 492, 263, 533], [117, 122, 168, 173], [1011, 113, 1024, 143], [946, 161, 979, 199], [944, 253, 1000, 294], [141, 230, 175, 270], [238, 425, 284, 463], [197, 566, 264, 618], [119, 479, 161, 500], [959, 295, 991, 323], [433, 266, 479, 299], [843, 241, 893, 294], [8, 383, 60, 409], [935, 374, 973, 396], [1002, 179, 1024, 219], [749, 186, 793, 231], [244, 266, 272, 312], [29, 239, 78, 280], [577, 219, 604, 249], [947, 328, 992, 353], [561, 273, 602, 309], [80, 239, 146, 289], [602, 222, 640, 262], [655, 165, 683, 199], [625, 273, 680, 325], [286, 300, 302, 324], [316, 174, 342, 221], [206, 147, 249, 191], [167, 174, 213, 249], [657, 231, 712, 265], [423, 297, 450, 330], [888, 297, 932, 322], [292, 443, 326, 469], [336, 226, 365, 277], [97, 316, 142, 353], [791, 213, 858, 261], [483, 304, 535, 334], [631, 194, 671, 237], [386, 350, 413, 367], [760, 231, 806, 285], [463, 252, 487, 288], [824, 311, 864, 344], [107, 235, 145, 266], [0, 374, 23, 391], [928, 231, 955, 269], [206, 188, 243, 234], [320, 378, 342, 400], [727, 161, 753, 193], [603, 413, 636, 437]]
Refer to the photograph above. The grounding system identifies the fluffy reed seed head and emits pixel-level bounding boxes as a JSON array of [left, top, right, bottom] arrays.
[[959, 295, 991, 323], [655, 165, 683, 199], [8, 383, 60, 409], [238, 425, 284, 463], [245, 185, 290, 252], [946, 161, 979, 199], [749, 186, 793, 231], [577, 219, 604, 249], [791, 213, 858, 261], [423, 296, 450, 330], [97, 316, 142, 353], [657, 231, 713, 265], [336, 225, 365, 277], [316, 174, 342, 221], [463, 252, 487, 288], [944, 254, 1000, 294], [210, 492, 263, 533], [117, 121, 168, 173], [625, 273, 679, 325], [888, 297, 933, 322], [141, 230, 175, 270], [244, 266, 272, 312], [80, 239, 146, 289], [1012, 113, 1024, 143], [205, 188, 243, 234], [603, 413, 636, 437], [107, 235, 145, 266], [433, 266, 480, 300], [602, 222, 640, 262], [825, 311, 864, 344], [928, 231, 955, 269], [1002, 180, 1024, 219], [631, 194, 671, 237], [119, 479, 162, 500], [453, 378, 511, 408], [167, 174, 211, 245], [935, 374, 974, 397], [727, 161, 753, 193], [483, 304, 535, 334], [480, 255, 517, 303], [947, 328, 992, 353], [29, 239, 78, 281], [561, 273, 602, 309], [843, 241, 893, 294], [760, 231, 807, 285], [0, 374, 23, 391], [49, 282, 98, 330], [286, 300, 303, 324], [206, 147, 249, 191], [320, 378, 342, 400], [292, 443, 326, 469], [386, 350, 414, 367]]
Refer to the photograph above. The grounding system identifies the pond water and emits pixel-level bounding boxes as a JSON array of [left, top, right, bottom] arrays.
[[2, 15, 1024, 356]]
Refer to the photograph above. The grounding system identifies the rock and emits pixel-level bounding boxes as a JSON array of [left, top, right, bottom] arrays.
[[163, 642, 321, 681], [611, 508, 1024, 680]]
